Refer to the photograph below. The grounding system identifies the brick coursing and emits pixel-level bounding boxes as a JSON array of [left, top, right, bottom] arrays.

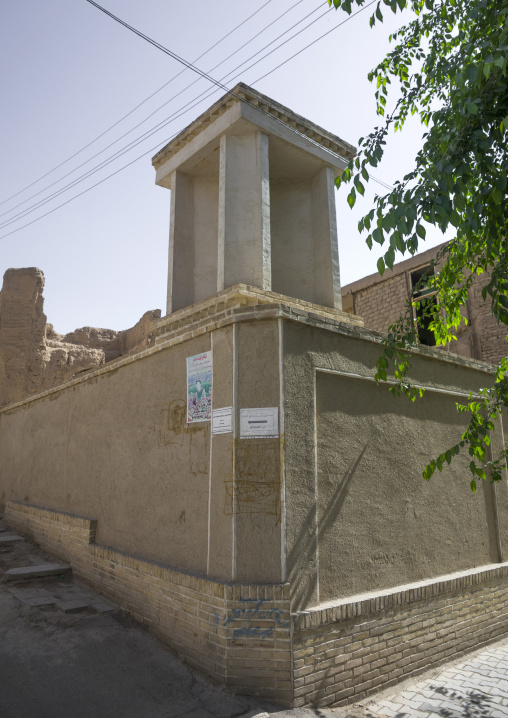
[[4, 501, 292, 704], [470, 272, 507, 366], [292, 566, 508, 707], [345, 262, 507, 366], [7, 500, 508, 708], [354, 273, 410, 335]]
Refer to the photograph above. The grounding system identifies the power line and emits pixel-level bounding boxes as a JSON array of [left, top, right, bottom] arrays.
[[0, 0, 318, 223], [0, 0, 280, 209], [0, 1, 332, 230], [84, 0, 390, 186], [1, 0, 389, 233], [0, 0, 392, 239]]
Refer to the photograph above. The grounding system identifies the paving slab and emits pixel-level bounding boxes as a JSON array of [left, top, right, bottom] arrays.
[[7, 582, 118, 614], [0, 534, 25, 543], [4, 562, 71, 580], [54, 598, 91, 613], [363, 636, 508, 718]]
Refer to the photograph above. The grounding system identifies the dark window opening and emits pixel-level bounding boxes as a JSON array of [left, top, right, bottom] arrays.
[[410, 265, 438, 346]]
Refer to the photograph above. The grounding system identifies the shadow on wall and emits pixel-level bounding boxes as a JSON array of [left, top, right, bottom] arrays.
[[314, 372, 501, 603], [287, 445, 367, 611]]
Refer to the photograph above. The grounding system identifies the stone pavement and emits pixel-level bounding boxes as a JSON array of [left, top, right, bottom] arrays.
[[356, 638, 508, 718]]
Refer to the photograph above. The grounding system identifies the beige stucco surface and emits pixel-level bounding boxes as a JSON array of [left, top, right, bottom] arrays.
[[282, 321, 501, 610], [0, 316, 286, 585], [0, 335, 212, 573], [234, 320, 283, 583], [0, 308, 503, 607]]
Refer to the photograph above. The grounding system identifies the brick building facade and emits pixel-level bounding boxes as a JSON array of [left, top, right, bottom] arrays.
[[341, 241, 507, 366]]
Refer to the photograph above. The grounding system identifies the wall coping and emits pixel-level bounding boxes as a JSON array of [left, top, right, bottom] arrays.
[[0, 289, 494, 414], [293, 561, 508, 629], [341, 241, 449, 296], [6, 500, 97, 530], [4, 500, 290, 602], [152, 283, 363, 340], [152, 82, 356, 170]]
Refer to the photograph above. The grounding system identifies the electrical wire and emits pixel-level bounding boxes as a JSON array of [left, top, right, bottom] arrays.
[[0, 0, 280, 209], [1, 0, 389, 233], [85, 0, 392, 190], [0, 0, 392, 239], [0, 0, 318, 223], [0, 1, 333, 230]]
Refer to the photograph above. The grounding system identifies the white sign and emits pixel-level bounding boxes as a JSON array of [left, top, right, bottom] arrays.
[[240, 408, 279, 438], [212, 407, 233, 435]]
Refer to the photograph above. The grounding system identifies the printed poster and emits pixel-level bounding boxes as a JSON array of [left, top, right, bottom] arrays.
[[187, 351, 212, 423]]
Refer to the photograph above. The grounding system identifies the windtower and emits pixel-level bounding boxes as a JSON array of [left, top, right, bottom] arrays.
[[152, 83, 356, 315]]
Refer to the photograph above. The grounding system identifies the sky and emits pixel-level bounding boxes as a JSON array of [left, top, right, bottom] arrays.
[[0, 0, 447, 334]]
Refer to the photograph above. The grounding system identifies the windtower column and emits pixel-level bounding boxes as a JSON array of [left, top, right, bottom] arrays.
[[218, 130, 271, 292]]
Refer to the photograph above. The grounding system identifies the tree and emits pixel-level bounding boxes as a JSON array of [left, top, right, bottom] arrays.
[[328, 0, 508, 491]]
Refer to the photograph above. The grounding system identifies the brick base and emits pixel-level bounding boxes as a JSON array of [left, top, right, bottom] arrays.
[[4, 501, 292, 704], [6, 500, 508, 708], [292, 566, 508, 707]]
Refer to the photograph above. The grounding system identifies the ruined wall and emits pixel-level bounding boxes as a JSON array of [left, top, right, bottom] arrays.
[[0, 268, 160, 407]]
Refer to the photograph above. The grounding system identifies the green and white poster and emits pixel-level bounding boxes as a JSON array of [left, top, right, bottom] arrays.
[[186, 351, 212, 423]]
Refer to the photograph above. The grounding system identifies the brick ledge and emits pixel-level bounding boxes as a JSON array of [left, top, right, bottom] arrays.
[[294, 562, 508, 629]]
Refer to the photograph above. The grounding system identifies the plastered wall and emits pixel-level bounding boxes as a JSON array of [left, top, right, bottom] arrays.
[[282, 320, 505, 610], [0, 333, 213, 573], [1, 310, 505, 615], [0, 316, 285, 586]]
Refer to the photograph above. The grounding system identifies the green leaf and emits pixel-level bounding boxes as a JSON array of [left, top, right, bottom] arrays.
[[355, 179, 365, 196], [466, 102, 478, 115], [416, 224, 426, 239], [470, 479, 477, 493], [450, 210, 461, 227], [423, 460, 436, 480], [492, 188, 503, 204], [385, 247, 395, 270], [454, 193, 466, 211], [347, 188, 356, 208], [377, 256, 386, 275], [466, 65, 478, 83]]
